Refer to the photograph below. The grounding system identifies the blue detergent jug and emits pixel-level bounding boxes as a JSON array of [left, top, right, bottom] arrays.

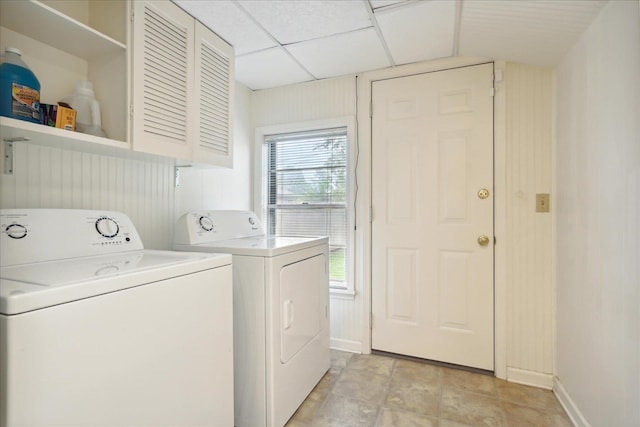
[[0, 47, 41, 123]]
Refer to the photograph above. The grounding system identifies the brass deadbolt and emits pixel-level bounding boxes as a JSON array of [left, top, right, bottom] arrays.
[[478, 188, 489, 199]]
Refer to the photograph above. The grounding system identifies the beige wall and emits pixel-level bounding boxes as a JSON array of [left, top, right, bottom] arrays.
[[555, 1, 640, 425], [504, 64, 554, 385]]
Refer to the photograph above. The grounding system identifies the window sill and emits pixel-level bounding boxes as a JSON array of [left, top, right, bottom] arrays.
[[330, 287, 357, 300]]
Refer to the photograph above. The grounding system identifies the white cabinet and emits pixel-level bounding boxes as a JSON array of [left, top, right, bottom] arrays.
[[1, 0, 234, 169], [130, 0, 193, 160], [131, 0, 234, 167], [193, 21, 234, 168], [0, 0, 128, 147]]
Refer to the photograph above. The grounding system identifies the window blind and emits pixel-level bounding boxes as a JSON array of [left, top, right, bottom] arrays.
[[264, 127, 348, 285]]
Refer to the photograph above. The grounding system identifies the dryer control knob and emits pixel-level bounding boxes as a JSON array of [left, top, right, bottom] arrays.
[[6, 224, 27, 239], [199, 216, 214, 231], [95, 217, 119, 238]]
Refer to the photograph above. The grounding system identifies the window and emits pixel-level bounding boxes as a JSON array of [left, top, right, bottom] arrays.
[[262, 126, 350, 289]]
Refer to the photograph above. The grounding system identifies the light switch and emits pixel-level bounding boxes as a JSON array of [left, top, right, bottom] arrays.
[[536, 193, 550, 213]]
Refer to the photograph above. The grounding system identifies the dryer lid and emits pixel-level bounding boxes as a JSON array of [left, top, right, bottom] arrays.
[[174, 210, 328, 256], [176, 235, 328, 257]]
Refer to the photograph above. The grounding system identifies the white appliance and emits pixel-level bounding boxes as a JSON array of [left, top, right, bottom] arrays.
[[174, 210, 330, 427], [0, 209, 234, 427]]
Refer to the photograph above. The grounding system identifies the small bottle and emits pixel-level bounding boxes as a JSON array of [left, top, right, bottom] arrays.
[[0, 47, 41, 123], [63, 80, 106, 137]]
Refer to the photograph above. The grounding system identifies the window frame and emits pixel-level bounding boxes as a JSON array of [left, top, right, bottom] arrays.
[[254, 117, 356, 296]]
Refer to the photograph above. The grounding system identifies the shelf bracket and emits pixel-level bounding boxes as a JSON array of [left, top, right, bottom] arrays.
[[4, 141, 14, 175], [174, 165, 193, 188], [2, 137, 30, 176]]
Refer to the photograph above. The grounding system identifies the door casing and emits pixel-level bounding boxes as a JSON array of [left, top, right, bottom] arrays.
[[354, 57, 508, 379], [370, 63, 495, 370]]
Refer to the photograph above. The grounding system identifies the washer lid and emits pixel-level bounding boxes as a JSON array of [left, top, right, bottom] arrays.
[[175, 235, 329, 257], [0, 249, 231, 315]]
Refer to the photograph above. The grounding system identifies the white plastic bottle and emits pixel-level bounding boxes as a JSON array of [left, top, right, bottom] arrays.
[[63, 80, 106, 137]]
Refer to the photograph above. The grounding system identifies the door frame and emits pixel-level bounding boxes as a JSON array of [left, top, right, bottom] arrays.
[[355, 57, 508, 379]]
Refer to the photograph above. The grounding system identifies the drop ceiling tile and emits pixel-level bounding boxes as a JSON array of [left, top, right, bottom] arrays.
[[369, 0, 412, 10], [237, 0, 372, 44], [286, 28, 390, 79], [235, 48, 313, 90], [376, 0, 456, 65], [459, 0, 608, 66], [173, 0, 276, 54]]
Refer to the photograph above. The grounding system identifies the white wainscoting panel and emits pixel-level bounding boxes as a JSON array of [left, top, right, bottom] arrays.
[[253, 75, 356, 127], [505, 63, 554, 380], [176, 84, 253, 215], [330, 295, 363, 352], [0, 143, 176, 250]]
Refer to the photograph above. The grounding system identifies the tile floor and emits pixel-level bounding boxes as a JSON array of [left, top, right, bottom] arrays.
[[285, 350, 572, 427]]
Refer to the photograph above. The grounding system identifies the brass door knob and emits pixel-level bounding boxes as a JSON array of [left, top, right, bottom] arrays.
[[477, 188, 489, 199], [477, 235, 490, 246]]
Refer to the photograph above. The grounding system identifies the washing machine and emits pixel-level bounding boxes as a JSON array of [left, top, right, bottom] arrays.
[[174, 210, 330, 427], [0, 209, 234, 427]]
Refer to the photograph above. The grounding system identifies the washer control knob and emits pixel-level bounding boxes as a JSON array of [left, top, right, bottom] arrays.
[[199, 216, 214, 231], [6, 224, 27, 239], [95, 217, 119, 238]]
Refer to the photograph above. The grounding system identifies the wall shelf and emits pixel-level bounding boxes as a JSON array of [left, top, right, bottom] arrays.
[[0, 118, 169, 167], [0, 0, 125, 61]]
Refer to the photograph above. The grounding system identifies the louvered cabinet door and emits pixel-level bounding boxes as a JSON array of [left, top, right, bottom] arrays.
[[194, 21, 234, 167], [131, 0, 194, 160]]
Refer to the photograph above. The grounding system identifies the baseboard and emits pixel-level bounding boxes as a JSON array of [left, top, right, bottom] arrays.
[[330, 337, 362, 353], [554, 377, 591, 427], [506, 367, 554, 389]]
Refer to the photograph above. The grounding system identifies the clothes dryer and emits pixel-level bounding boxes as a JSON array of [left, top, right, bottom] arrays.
[[174, 210, 330, 427], [0, 209, 234, 427]]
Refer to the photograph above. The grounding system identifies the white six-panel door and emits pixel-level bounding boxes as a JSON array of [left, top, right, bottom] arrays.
[[371, 63, 494, 370]]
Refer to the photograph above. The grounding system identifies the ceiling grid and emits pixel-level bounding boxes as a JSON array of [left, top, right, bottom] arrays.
[[173, 0, 609, 90]]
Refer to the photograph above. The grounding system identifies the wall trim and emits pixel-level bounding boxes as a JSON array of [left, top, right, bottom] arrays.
[[551, 68, 559, 383], [554, 376, 591, 427], [507, 367, 553, 389], [330, 338, 362, 353], [493, 60, 507, 380]]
